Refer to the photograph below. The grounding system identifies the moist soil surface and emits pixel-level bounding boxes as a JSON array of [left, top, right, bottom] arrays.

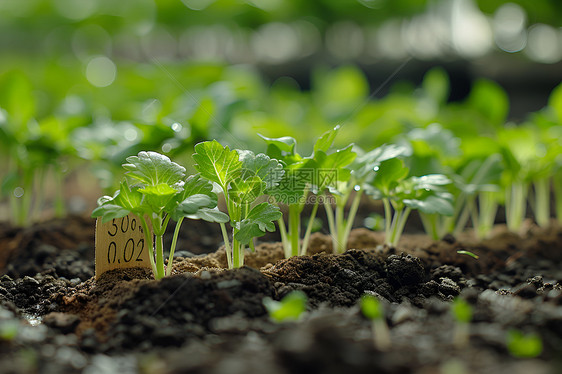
[[1, 216, 562, 374]]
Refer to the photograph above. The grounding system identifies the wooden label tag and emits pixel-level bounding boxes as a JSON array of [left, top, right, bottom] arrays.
[[94, 214, 152, 279]]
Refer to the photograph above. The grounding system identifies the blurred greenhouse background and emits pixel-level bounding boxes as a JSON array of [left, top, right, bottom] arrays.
[[1, 0, 562, 225]]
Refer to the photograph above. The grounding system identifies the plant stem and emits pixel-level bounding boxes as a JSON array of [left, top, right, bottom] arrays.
[[301, 197, 320, 256], [477, 191, 498, 239], [54, 165, 65, 218], [372, 319, 391, 351], [420, 213, 439, 240], [324, 197, 338, 253], [288, 204, 301, 257], [554, 176, 562, 224], [391, 207, 411, 247], [232, 238, 242, 268], [533, 177, 550, 228], [153, 215, 165, 280], [166, 217, 184, 276], [340, 189, 363, 253], [139, 215, 157, 277], [382, 198, 392, 243], [277, 218, 290, 259], [506, 181, 527, 232], [219, 222, 233, 269]]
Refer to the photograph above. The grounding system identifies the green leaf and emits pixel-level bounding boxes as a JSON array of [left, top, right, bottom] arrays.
[[171, 194, 215, 221], [451, 298, 472, 323], [468, 79, 509, 127], [238, 150, 284, 190], [411, 174, 452, 190], [507, 330, 543, 358], [313, 125, 340, 154], [267, 160, 315, 205], [258, 134, 296, 154], [187, 207, 229, 223], [229, 176, 265, 204], [113, 181, 144, 212], [361, 294, 383, 320], [422, 67, 449, 105], [352, 144, 407, 181], [193, 140, 243, 191], [123, 151, 186, 186], [372, 158, 409, 195], [91, 204, 131, 223], [314, 144, 357, 189], [234, 202, 282, 245], [138, 183, 180, 213], [263, 291, 307, 323], [404, 194, 454, 215], [166, 174, 218, 214]]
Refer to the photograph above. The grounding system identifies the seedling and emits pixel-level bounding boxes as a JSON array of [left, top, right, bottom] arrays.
[[456, 250, 479, 260], [193, 140, 283, 268], [360, 294, 391, 350], [506, 329, 543, 358], [451, 298, 472, 349], [366, 157, 453, 247], [263, 291, 307, 323], [92, 151, 228, 279]]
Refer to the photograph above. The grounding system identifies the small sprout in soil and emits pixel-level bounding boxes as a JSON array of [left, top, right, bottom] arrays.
[[92, 151, 228, 279], [507, 329, 543, 358], [360, 294, 391, 350], [451, 298, 472, 349], [0, 320, 19, 341], [263, 291, 307, 323], [456, 250, 479, 260]]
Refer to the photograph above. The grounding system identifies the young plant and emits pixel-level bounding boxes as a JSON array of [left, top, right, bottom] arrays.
[[366, 158, 453, 247], [92, 151, 228, 279], [451, 298, 472, 349], [263, 290, 307, 323], [259, 134, 318, 258], [360, 294, 391, 350], [506, 330, 543, 358], [324, 143, 406, 253], [192, 140, 283, 268]]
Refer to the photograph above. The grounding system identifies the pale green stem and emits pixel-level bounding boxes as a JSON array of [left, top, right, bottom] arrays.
[[534, 177, 550, 228], [335, 202, 346, 253], [277, 217, 290, 259], [391, 207, 411, 247], [54, 166, 65, 218], [555, 177, 562, 224], [139, 215, 157, 277], [453, 196, 474, 237], [324, 198, 338, 253], [232, 238, 242, 268], [382, 198, 392, 240], [372, 318, 391, 351], [506, 182, 527, 232], [219, 222, 233, 269], [166, 217, 184, 276], [153, 215, 166, 280], [288, 204, 301, 257], [301, 198, 320, 256], [343, 190, 363, 245], [477, 191, 498, 239], [420, 213, 439, 240]]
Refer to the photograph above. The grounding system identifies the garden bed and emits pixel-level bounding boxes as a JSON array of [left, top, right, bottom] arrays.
[[1, 216, 561, 374]]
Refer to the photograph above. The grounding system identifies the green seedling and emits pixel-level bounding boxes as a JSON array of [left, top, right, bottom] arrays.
[[360, 294, 391, 350], [92, 151, 228, 279], [456, 250, 479, 260], [0, 320, 19, 341], [506, 329, 543, 358], [366, 157, 453, 247], [193, 140, 283, 268], [263, 290, 307, 323], [451, 298, 472, 349], [325, 143, 405, 253]]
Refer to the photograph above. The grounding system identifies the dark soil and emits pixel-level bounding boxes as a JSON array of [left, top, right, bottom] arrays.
[[1, 216, 562, 374]]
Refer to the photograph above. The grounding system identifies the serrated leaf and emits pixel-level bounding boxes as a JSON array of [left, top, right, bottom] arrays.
[[258, 134, 296, 154], [113, 181, 144, 211], [237, 150, 284, 190], [229, 175, 265, 204], [314, 144, 356, 189], [193, 140, 243, 191], [165, 174, 217, 214], [234, 202, 282, 245], [138, 183, 180, 213], [91, 204, 131, 223], [123, 151, 186, 186]]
